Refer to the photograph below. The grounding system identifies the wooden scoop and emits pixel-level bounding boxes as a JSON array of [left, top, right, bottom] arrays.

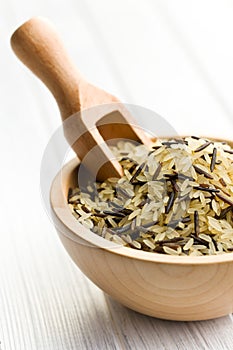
[[11, 17, 152, 181]]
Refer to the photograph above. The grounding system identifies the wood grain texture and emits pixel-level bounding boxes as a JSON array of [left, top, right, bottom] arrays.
[[107, 298, 233, 350], [83, 0, 233, 138], [1, 0, 233, 348]]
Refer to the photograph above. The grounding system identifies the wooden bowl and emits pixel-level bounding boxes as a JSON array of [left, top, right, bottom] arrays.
[[50, 147, 233, 321]]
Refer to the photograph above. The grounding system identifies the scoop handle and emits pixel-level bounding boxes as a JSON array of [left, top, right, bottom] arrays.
[[11, 17, 85, 120], [10, 17, 152, 181]]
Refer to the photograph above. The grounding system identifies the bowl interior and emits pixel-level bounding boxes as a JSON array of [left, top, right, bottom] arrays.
[[50, 136, 233, 265]]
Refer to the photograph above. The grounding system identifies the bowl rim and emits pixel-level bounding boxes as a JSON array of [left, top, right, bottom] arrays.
[[50, 137, 233, 266]]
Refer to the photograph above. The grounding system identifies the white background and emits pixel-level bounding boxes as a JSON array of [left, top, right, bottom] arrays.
[[1, 1, 233, 349]]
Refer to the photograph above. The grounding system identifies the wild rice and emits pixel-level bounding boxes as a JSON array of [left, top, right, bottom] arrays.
[[210, 147, 217, 172], [194, 141, 212, 153], [193, 210, 199, 236], [68, 136, 233, 256], [152, 162, 162, 180], [193, 165, 214, 179]]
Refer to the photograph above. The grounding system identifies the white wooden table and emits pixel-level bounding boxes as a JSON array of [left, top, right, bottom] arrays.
[[1, 1, 233, 349]]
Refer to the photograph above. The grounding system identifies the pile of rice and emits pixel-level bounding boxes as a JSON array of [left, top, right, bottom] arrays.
[[68, 136, 233, 256]]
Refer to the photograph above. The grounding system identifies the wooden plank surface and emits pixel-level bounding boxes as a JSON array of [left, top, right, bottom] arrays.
[[1, 0, 233, 349]]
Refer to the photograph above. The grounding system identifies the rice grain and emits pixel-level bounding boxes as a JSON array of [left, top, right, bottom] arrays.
[[69, 136, 233, 256]]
